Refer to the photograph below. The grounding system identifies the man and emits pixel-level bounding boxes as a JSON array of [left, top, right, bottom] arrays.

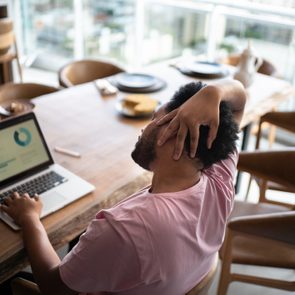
[[1, 80, 246, 295]]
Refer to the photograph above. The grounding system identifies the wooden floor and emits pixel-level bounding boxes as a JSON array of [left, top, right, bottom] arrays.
[[208, 261, 294, 295]]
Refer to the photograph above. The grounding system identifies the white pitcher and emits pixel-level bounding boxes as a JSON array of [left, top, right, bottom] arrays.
[[234, 40, 263, 88]]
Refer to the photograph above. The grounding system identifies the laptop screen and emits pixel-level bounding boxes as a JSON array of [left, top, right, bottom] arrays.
[[0, 113, 53, 187]]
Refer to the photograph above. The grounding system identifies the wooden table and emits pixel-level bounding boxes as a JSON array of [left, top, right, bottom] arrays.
[[0, 64, 293, 283]]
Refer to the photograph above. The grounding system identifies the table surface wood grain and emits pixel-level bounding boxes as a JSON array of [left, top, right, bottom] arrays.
[[0, 63, 293, 282]]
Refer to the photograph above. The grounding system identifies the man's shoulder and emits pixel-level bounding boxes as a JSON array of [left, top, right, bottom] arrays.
[[102, 189, 153, 222]]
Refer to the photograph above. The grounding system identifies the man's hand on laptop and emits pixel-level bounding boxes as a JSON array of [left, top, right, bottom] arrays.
[[1, 192, 42, 226]]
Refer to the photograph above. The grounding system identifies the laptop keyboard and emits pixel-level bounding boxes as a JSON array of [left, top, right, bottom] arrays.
[[0, 171, 68, 204]]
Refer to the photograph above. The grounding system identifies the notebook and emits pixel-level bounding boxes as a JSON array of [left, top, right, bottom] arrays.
[[0, 112, 95, 230]]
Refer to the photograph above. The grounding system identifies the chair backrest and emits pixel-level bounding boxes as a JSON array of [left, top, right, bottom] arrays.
[[186, 254, 218, 295], [0, 18, 14, 55], [0, 18, 22, 83], [238, 149, 295, 191], [58, 59, 125, 88], [0, 83, 58, 101], [261, 111, 295, 134]]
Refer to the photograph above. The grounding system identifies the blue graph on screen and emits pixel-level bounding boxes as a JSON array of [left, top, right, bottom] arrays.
[[14, 127, 32, 147]]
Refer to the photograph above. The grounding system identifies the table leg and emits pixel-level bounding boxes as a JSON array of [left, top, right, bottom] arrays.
[[235, 123, 252, 194]]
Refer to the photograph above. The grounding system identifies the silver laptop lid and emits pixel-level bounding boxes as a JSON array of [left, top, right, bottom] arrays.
[[0, 112, 54, 189]]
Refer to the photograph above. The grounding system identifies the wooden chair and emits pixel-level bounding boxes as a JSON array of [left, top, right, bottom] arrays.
[[245, 112, 295, 205], [58, 59, 125, 88], [217, 149, 295, 295], [10, 256, 218, 295], [255, 111, 295, 151], [0, 82, 58, 101], [0, 18, 22, 83], [186, 254, 218, 295], [11, 277, 40, 295]]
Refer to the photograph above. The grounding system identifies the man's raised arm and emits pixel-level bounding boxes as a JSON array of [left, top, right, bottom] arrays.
[[157, 79, 247, 159]]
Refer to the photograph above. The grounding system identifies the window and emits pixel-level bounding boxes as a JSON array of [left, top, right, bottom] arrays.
[[14, 0, 295, 88], [218, 16, 295, 81], [142, 3, 208, 64], [83, 0, 136, 64], [20, 0, 74, 62]]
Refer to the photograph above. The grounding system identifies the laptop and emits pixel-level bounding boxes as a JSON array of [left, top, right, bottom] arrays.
[[0, 112, 95, 230]]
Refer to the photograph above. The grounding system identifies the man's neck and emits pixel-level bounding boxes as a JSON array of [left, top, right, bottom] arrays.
[[150, 160, 201, 194]]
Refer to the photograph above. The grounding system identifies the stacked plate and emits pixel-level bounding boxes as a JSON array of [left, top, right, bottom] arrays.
[[0, 99, 34, 121], [110, 73, 166, 93], [177, 61, 229, 79], [116, 94, 159, 118]]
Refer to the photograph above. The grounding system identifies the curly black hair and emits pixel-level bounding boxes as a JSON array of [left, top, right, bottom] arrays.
[[165, 82, 239, 168]]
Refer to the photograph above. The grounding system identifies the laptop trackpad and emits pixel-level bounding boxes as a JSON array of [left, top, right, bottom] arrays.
[[41, 192, 67, 215]]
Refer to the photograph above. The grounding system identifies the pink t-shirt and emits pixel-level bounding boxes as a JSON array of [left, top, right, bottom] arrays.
[[60, 150, 238, 295]]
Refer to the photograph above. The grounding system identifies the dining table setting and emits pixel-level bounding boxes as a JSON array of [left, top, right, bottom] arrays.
[[0, 57, 294, 283]]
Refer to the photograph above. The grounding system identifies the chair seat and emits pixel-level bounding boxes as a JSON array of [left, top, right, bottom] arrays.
[[222, 234, 295, 269], [229, 200, 290, 220], [257, 179, 295, 193], [220, 201, 293, 268]]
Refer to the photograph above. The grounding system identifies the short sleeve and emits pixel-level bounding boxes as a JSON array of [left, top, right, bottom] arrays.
[[203, 149, 238, 215], [59, 217, 141, 293], [204, 149, 238, 183]]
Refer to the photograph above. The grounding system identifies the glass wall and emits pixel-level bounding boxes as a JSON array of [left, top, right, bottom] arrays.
[[14, 0, 295, 85], [20, 0, 74, 60], [83, 0, 136, 64], [142, 4, 208, 64], [217, 16, 295, 81]]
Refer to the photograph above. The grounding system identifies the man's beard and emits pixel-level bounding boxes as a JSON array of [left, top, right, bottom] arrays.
[[131, 128, 158, 171]]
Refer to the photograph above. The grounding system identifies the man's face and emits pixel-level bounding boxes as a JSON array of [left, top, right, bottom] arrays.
[[131, 106, 166, 170]]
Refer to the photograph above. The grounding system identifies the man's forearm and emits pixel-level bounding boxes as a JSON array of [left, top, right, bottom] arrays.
[[21, 217, 75, 295], [207, 80, 247, 113], [204, 80, 247, 127]]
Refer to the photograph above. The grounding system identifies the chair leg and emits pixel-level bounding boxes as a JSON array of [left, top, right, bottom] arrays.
[[247, 119, 264, 201], [268, 125, 276, 148], [258, 180, 268, 203], [255, 120, 263, 149], [217, 261, 231, 295], [3, 62, 9, 83], [16, 56, 23, 82], [244, 175, 252, 200], [14, 40, 23, 82]]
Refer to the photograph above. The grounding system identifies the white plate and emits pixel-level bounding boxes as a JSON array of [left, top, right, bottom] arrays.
[[115, 73, 158, 89], [186, 62, 223, 75]]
